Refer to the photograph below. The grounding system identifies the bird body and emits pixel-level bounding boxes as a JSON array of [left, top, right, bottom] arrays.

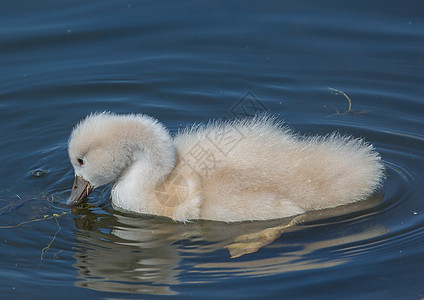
[[68, 113, 384, 222]]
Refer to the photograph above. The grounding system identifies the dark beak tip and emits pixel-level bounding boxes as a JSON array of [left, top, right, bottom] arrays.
[[66, 198, 74, 206], [69, 175, 93, 206], [66, 196, 83, 206]]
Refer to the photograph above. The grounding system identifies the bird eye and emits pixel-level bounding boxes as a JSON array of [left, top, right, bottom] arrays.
[[77, 158, 84, 166]]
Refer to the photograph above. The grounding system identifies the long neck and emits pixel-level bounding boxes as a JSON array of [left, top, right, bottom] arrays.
[[111, 117, 177, 211], [127, 144, 176, 188]]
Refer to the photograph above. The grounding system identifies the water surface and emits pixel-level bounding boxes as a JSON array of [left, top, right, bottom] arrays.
[[1, 1, 424, 299]]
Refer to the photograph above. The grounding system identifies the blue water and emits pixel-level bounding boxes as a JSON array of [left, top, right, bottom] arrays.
[[1, 1, 424, 299]]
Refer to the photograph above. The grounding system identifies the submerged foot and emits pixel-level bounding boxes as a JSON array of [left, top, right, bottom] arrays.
[[225, 215, 305, 258]]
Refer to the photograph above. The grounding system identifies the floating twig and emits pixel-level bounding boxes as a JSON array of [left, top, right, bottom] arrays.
[[0, 190, 68, 260], [327, 87, 369, 117], [0, 189, 36, 216], [0, 211, 67, 260], [41, 213, 66, 260], [329, 87, 352, 113], [0, 214, 51, 229]]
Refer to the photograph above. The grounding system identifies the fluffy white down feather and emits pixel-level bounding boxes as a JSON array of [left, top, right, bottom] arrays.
[[68, 112, 384, 222]]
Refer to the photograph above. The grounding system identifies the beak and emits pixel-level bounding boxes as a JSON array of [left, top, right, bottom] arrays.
[[68, 175, 94, 206]]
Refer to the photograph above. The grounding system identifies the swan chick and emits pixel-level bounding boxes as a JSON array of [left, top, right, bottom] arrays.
[[68, 112, 384, 222]]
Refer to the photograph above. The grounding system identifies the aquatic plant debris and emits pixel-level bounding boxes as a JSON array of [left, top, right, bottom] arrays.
[[0, 190, 36, 216], [0, 211, 67, 260], [0, 190, 67, 260], [327, 87, 369, 117], [40, 212, 66, 260]]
